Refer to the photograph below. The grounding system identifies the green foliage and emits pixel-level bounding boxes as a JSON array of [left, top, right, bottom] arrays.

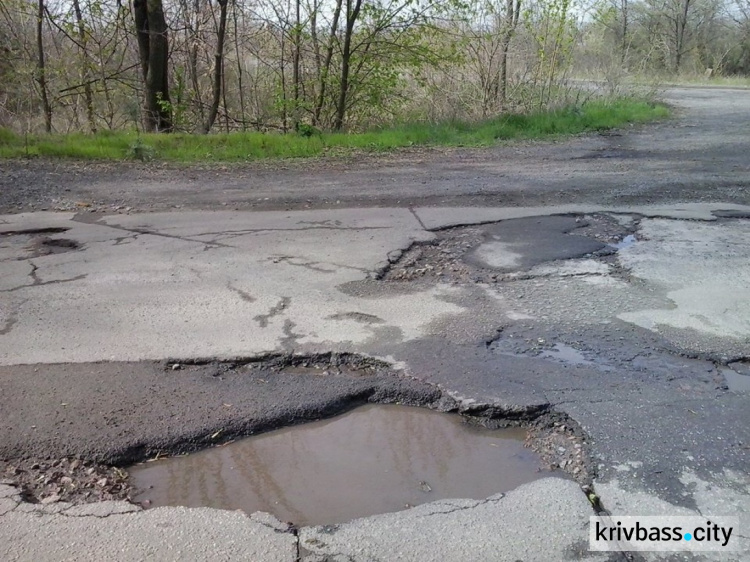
[[128, 137, 155, 161], [0, 98, 669, 161], [296, 123, 322, 137], [0, 128, 19, 145]]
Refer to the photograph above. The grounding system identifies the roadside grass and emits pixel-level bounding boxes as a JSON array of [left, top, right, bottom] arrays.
[[0, 98, 669, 163]]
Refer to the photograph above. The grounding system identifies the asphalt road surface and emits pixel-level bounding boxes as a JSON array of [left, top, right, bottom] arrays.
[[1, 87, 749, 561]]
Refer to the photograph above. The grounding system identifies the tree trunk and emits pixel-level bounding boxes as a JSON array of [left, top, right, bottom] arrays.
[[674, 0, 691, 72], [72, 0, 96, 132], [233, 0, 246, 130], [499, 0, 521, 111], [620, 0, 628, 66], [36, 0, 52, 133], [203, 0, 228, 133], [189, 0, 205, 126], [334, 0, 363, 131], [312, 0, 342, 126], [134, 0, 172, 132], [292, 0, 301, 129]]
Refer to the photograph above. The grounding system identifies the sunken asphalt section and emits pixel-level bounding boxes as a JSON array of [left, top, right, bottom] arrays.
[[1, 203, 749, 561]]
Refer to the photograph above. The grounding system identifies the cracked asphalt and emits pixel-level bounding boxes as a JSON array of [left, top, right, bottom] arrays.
[[1, 87, 750, 561]]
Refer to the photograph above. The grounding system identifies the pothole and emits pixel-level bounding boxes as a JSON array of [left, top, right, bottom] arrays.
[[35, 237, 80, 255], [128, 404, 547, 526], [379, 213, 636, 284], [0, 227, 69, 236], [1, 228, 81, 258]]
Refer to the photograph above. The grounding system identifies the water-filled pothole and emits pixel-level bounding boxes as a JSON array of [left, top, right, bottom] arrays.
[[129, 404, 544, 526], [722, 366, 750, 392], [611, 234, 636, 250]]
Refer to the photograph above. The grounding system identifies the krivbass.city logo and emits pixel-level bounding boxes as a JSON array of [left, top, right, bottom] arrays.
[[589, 516, 740, 552]]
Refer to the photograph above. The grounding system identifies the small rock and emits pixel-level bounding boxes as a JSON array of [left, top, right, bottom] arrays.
[[41, 494, 61, 505], [96, 478, 108, 487], [171, 363, 181, 371], [418, 481, 432, 493]]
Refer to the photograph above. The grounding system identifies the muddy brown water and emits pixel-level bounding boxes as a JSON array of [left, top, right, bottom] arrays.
[[129, 404, 545, 526]]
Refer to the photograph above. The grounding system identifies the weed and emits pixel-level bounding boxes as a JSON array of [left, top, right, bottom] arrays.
[[128, 138, 155, 162]]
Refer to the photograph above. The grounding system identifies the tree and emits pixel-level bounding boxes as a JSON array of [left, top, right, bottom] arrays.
[[312, 0, 343, 126], [333, 0, 364, 130], [673, 0, 693, 71], [204, 0, 228, 132], [134, 0, 172, 131], [36, 0, 52, 132], [499, 0, 522, 108], [71, 0, 96, 132]]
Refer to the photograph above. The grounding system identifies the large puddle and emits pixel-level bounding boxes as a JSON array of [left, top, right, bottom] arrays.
[[129, 404, 544, 526]]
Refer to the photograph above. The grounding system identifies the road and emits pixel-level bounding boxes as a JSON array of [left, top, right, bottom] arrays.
[[1, 87, 749, 561]]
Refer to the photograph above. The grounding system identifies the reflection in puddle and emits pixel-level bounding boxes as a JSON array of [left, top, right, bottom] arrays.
[[722, 368, 750, 392], [539, 343, 593, 366], [129, 405, 543, 526], [612, 234, 636, 250]]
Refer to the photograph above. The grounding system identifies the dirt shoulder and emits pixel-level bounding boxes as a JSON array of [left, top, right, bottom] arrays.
[[1, 87, 748, 215]]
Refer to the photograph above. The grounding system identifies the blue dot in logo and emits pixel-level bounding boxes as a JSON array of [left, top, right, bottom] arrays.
[[684, 533, 692, 541]]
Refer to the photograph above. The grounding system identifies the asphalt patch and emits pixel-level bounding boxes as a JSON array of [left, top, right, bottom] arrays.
[[466, 215, 608, 272]]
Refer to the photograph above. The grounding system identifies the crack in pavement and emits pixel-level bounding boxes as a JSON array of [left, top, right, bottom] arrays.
[[227, 282, 256, 303], [414, 495, 505, 518], [112, 233, 139, 246], [408, 207, 428, 230], [249, 517, 295, 535], [1, 261, 87, 293], [75, 217, 233, 250], [254, 297, 291, 328], [280, 319, 304, 351], [270, 256, 338, 274], [191, 225, 392, 239], [269, 255, 370, 274], [0, 494, 140, 520]]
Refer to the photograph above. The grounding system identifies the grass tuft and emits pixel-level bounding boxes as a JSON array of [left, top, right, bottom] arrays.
[[0, 98, 669, 163]]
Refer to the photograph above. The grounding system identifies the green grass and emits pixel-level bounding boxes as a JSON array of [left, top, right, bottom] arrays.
[[0, 98, 669, 162]]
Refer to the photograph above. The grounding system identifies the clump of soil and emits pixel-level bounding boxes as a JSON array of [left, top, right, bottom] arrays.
[[1, 458, 130, 505]]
